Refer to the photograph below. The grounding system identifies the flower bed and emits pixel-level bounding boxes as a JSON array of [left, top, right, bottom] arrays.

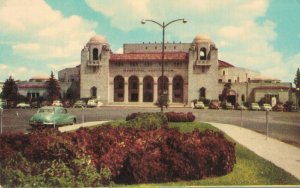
[[0, 125, 236, 186], [165, 111, 196, 122]]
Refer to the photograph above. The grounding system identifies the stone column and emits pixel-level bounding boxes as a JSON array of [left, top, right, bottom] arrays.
[[139, 77, 143, 103], [168, 82, 173, 104], [153, 76, 158, 103], [124, 76, 129, 103]]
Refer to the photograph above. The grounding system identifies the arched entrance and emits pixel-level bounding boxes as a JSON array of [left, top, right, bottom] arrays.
[[227, 90, 236, 105], [114, 76, 124, 102], [129, 76, 139, 102], [143, 76, 153, 102], [90, 86, 97, 98], [158, 76, 169, 96], [173, 75, 184, 103]]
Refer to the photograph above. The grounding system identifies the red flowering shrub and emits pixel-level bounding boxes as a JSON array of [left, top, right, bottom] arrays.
[[0, 124, 236, 185], [165, 112, 195, 122]]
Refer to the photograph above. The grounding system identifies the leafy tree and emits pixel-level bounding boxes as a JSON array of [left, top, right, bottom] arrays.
[[295, 68, 300, 107], [47, 71, 61, 102], [220, 82, 232, 102], [2, 76, 18, 103], [155, 94, 169, 112], [294, 68, 300, 88]]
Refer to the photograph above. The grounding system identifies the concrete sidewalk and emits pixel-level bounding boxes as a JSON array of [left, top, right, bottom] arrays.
[[58, 121, 109, 132], [208, 122, 300, 181]]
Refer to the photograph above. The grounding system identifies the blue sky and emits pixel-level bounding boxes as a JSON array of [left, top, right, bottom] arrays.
[[0, 0, 299, 84]]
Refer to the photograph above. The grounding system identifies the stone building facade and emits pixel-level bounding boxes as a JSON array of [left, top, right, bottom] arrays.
[[75, 34, 294, 106]]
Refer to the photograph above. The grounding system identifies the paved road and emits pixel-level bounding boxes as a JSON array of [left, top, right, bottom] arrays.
[[1, 107, 300, 147]]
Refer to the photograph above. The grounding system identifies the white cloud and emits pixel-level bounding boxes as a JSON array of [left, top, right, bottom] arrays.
[[0, 64, 48, 81], [84, 0, 299, 82], [0, 64, 8, 70], [115, 48, 123, 54], [47, 61, 79, 71], [0, 0, 97, 60]]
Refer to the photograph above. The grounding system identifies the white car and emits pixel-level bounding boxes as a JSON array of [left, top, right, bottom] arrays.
[[250, 103, 260, 111], [87, 99, 103, 107], [16, 102, 31, 108], [260, 104, 272, 111], [194, 101, 205, 109], [52, 100, 63, 107]]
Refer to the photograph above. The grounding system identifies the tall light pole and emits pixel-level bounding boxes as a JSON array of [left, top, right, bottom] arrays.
[[141, 18, 187, 112]]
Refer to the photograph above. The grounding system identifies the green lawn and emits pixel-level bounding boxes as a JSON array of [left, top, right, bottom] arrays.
[[111, 121, 300, 186]]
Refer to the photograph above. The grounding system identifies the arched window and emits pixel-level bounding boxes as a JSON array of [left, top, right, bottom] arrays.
[[241, 94, 245, 102], [158, 76, 169, 96], [90, 87, 97, 98], [200, 87, 206, 98], [114, 76, 124, 102], [93, 48, 99, 60], [199, 48, 206, 60], [173, 76, 184, 103], [143, 76, 154, 102], [129, 76, 139, 102]]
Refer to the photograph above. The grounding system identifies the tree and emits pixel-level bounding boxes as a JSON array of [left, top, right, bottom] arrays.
[[47, 71, 61, 102], [2, 76, 18, 103], [220, 82, 232, 102], [294, 68, 300, 88], [295, 68, 300, 108]]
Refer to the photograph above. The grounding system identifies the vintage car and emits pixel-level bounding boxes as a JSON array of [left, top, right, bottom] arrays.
[[221, 102, 234, 110], [209, 100, 220, 109], [249, 103, 260, 111], [194, 101, 205, 109], [260, 103, 272, 111], [73, 100, 87, 108], [52, 100, 63, 107], [234, 103, 247, 110], [16, 102, 31, 109], [29, 106, 76, 128], [87, 99, 103, 107], [272, 103, 284, 111]]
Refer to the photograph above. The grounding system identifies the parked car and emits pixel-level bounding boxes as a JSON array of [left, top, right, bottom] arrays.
[[16, 102, 31, 109], [221, 102, 234, 110], [63, 101, 72, 108], [272, 103, 284, 111], [260, 103, 272, 111], [194, 101, 205, 109], [209, 100, 220, 109], [29, 106, 76, 128], [283, 102, 297, 112], [52, 100, 63, 107], [234, 103, 247, 110], [30, 101, 41, 108], [87, 99, 103, 108], [73, 100, 87, 108], [0, 99, 7, 109], [249, 103, 260, 111]]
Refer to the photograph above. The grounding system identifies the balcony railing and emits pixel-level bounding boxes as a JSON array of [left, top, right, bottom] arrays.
[[87, 60, 100, 66], [194, 60, 211, 66]]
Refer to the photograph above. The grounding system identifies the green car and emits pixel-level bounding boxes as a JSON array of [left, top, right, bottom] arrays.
[[29, 106, 77, 128]]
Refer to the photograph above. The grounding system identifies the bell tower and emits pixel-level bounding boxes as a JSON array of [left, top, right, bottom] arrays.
[[80, 35, 110, 103], [188, 34, 219, 102]]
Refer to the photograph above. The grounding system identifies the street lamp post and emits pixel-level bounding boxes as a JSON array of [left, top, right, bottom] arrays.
[[141, 19, 187, 112]]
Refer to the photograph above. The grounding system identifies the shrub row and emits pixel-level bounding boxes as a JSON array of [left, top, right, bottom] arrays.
[[165, 111, 195, 122], [125, 112, 168, 130], [0, 125, 236, 185]]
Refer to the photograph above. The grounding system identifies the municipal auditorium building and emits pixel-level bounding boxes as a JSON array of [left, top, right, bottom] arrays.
[[59, 34, 294, 106]]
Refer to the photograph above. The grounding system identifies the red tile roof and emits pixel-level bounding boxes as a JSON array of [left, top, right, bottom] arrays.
[[110, 52, 188, 62], [254, 86, 290, 90], [218, 60, 234, 68], [110, 53, 235, 68]]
